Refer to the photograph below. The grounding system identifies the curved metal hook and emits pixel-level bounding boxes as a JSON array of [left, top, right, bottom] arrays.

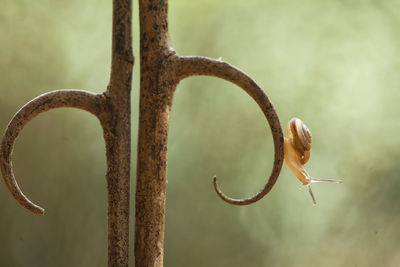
[[0, 89, 105, 215], [176, 56, 284, 205]]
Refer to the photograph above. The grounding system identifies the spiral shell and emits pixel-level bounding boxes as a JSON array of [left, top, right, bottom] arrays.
[[284, 117, 342, 205], [285, 118, 312, 165]]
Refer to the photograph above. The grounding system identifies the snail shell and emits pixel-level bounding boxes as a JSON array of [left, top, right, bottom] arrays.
[[284, 118, 313, 185], [284, 117, 342, 205], [285, 118, 312, 165]]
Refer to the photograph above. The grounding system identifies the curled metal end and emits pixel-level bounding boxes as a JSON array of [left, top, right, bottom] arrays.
[[0, 90, 104, 215], [212, 176, 251, 205], [178, 56, 284, 206], [1, 147, 45, 215], [3, 173, 45, 215], [213, 171, 280, 206]]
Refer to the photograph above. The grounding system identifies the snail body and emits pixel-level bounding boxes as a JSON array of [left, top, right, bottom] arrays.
[[284, 118, 342, 205]]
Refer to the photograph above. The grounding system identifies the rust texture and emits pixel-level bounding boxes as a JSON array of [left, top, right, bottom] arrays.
[[103, 0, 133, 266], [135, 0, 284, 266], [134, 1, 177, 266], [0, 0, 133, 266], [0, 0, 284, 266]]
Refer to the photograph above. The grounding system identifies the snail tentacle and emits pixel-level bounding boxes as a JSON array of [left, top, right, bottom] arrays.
[[311, 178, 343, 184], [307, 185, 317, 206]]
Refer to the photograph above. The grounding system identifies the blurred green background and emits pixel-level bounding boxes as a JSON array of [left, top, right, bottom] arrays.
[[1, 0, 400, 266]]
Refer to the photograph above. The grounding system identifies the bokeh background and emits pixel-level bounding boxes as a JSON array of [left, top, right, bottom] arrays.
[[1, 0, 400, 266]]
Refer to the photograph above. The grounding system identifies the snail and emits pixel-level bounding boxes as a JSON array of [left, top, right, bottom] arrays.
[[284, 118, 342, 205]]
